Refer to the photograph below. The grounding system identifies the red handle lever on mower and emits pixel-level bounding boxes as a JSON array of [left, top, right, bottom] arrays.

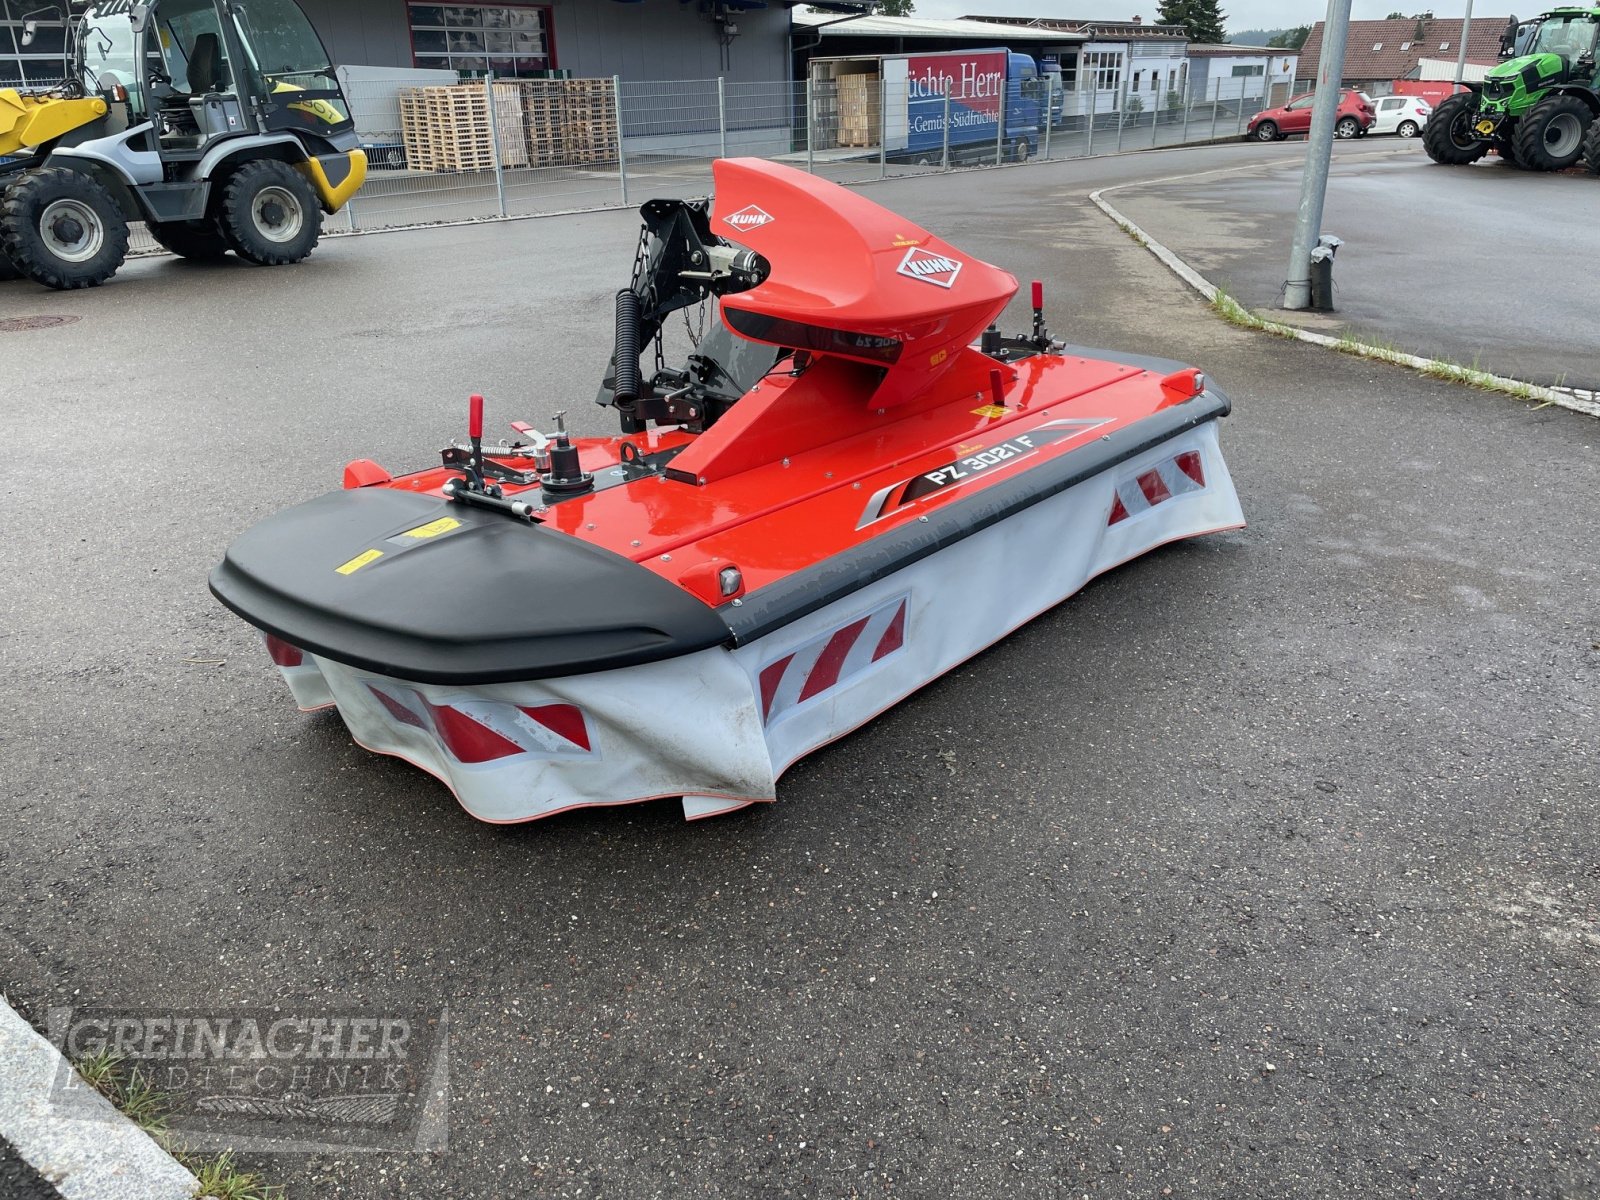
[[469, 394, 484, 440]]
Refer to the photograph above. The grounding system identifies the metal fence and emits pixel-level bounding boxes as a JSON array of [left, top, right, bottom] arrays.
[[2, 73, 1296, 256], [324, 74, 1295, 236]]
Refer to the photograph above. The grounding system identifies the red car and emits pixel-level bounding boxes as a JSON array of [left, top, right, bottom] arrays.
[[1247, 90, 1375, 141]]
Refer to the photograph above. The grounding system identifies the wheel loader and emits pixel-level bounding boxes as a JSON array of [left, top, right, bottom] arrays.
[[0, 0, 366, 289], [1424, 7, 1600, 172]]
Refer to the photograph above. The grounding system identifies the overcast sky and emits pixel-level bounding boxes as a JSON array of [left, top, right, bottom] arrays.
[[918, 2, 1487, 31]]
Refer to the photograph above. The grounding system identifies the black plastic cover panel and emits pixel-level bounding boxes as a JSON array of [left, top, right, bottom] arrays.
[[210, 488, 732, 683]]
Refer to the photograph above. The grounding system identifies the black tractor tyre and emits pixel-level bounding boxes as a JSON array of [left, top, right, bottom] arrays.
[[219, 159, 321, 266], [1513, 94, 1593, 171], [1495, 131, 1527, 168], [1423, 94, 1490, 164], [1334, 115, 1361, 139], [1585, 118, 1600, 173], [148, 218, 232, 260], [1253, 119, 1279, 142], [0, 167, 130, 290], [0, 248, 18, 281]]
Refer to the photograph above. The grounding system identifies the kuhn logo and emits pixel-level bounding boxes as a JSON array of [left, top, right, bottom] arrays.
[[724, 205, 774, 231], [896, 247, 963, 289]]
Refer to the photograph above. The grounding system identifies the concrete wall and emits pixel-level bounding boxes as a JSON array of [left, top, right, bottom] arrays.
[[303, 0, 792, 85]]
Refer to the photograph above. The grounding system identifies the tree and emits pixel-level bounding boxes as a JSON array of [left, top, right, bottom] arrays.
[[876, 0, 915, 14], [1156, 0, 1228, 46], [1267, 25, 1310, 49]]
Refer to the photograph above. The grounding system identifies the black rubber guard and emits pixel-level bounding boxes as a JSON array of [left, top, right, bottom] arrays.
[[209, 487, 733, 684]]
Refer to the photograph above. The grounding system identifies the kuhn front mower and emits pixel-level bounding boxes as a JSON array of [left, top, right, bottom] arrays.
[[211, 159, 1245, 824]]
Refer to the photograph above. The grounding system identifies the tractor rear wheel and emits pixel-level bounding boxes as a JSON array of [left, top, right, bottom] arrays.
[[0, 168, 130, 289], [1423, 94, 1489, 164], [1513, 94, 1592, 171], [1585, 119, 1600, 173], [219, 159, 321, 266], [148, 218, 231, 261], [0, 250, 18, 281]]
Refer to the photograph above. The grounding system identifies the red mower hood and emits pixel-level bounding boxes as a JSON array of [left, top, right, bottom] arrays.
[[710, 157, 1018, 408]]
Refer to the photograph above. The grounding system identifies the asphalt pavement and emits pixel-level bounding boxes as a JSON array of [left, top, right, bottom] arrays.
[[1108, 140, 1600, 389], [2, 137, 1597, 1198]]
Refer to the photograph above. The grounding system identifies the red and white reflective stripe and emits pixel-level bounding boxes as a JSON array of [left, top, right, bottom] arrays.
[[264, 634, 304, 667], [1108, 450, 1205, 525], [367, 684, 593, 764], [758, 595, 908, 726]]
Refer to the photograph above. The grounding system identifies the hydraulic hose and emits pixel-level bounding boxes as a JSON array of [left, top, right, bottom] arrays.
[[613, 290, 642, 405]]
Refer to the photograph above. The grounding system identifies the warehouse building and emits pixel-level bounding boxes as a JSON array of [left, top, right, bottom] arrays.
[[1, 0, 795, 86]]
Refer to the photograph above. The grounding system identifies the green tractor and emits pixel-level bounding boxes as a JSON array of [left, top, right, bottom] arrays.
[[1, 0, 366, 289], [1424, 7, 1600, 171]]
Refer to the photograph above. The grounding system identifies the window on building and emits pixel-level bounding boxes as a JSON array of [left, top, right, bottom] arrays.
[[1400, 41, 1411, 50], [1081, 50, 1122, 93], [1230, 64, 1265, 77], [408, 4, 554, 77], [1372, 42, 1384, 51], [0, 5, 69, 86], [1438, 41, 1450, 50]]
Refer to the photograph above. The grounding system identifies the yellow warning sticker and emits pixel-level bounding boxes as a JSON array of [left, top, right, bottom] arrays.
[[335, 549, 383, 575], [970, 404, 1007, 419], [399, 517, 461, 540]]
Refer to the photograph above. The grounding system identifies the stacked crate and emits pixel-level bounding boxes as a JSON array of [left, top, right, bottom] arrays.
[[517, 80, 567, 167], [836, 73, 880, 147], [560, 78, 618, 165], [399, 83, 528, 172], [514, 77, 618, 167]]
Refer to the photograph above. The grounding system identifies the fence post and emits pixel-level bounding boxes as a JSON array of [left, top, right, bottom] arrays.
[[484, 73, 507, 217], [1182, 77, 1191, 143], [1042, 76, 1052, 160], [1116, 78, 1126, 152], [805, 79, 814, 173], [995, 76, 1005, 165], [1153, 81, 1162, 146], [717, 77, 727, 160], [1210, 79, 1220, 139], [941, 88, 951, 169], [879, 73, 888, 179], [613, 74, 627, 205], [1235, 76, 1246, 136], [1086, 86, 1095, 156]]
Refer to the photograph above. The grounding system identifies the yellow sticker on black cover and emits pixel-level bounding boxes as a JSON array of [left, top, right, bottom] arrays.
[[399, 517, 461, 540], [335, 549, 383, 575]]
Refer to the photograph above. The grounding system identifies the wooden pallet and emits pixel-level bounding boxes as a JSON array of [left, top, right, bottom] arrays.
[[503, 77, 618, 168], [398, 83, 529, 172]]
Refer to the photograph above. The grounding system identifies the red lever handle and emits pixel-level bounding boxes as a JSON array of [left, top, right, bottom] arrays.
[[1031, 280, 1043, 310], [468, 394, 484, 439], [989, 367, 1006, 410]]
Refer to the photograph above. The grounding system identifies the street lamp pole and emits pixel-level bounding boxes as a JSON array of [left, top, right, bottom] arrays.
[[1282, 0, 1353, 311], [1455, 0, 1477, 84]]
